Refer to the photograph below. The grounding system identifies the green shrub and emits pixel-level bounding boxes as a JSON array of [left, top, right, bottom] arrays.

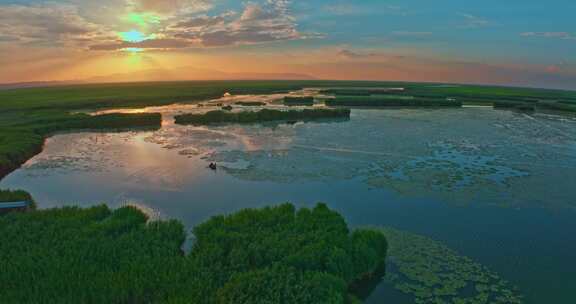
[[0, 203, 387, 303], [216, 266, 347, 304]]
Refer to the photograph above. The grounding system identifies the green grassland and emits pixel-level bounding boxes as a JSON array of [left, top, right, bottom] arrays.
[[1, 81, 575, 112], [0, 203, 387, 304], [407, 85, 576, 102], [175, 108, 351, 125], [0, 81, 406, 112], [319, 83, 576, 111]]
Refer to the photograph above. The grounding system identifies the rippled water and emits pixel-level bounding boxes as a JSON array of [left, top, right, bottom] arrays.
[[2, 94, 576, 303]]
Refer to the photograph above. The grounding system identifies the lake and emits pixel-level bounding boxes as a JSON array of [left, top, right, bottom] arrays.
[[2, 93, 575, 303]]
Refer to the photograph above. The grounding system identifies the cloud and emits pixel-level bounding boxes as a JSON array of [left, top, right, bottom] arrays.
[[324, 3, 363, 16], [169, 0, 314, 47], [130, 0, 212, 15], [392, 31, 433, 37], [0, 0, 316, 51], [336, 48, 404, 61], [324, 3, 407, 16], [546, 65, 561, 73], [521, 32, 575, 40], [0, 4, 111, 46], [459, 13, 491, 29], [0, 35, 19, 42], [174, 15, 226, 28], [545, 60, 571, 73], [337, 49, 376, 59]]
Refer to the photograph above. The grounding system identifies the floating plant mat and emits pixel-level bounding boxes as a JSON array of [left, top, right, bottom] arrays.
[[21, 133, 135, 176], [199, 108, 576, 208], [205, 140, 531, 206], [378, 227, 523, 304], [363, 140, 530, 205]]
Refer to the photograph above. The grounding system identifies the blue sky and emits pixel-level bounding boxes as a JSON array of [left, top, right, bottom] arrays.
[[295, 1, 576, 61], [0, 0, 575, 88]]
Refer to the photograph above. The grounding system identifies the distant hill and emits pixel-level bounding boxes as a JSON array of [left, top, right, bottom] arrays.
[[0, 81, 83, 90], [0, 67, 316, 90], [84, 67, 316, 83]]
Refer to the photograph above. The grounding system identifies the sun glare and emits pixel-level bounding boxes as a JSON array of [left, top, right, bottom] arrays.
[[119, 30, 147, 43], [124, 12, 161, 28], [124, 47, 144, 53]]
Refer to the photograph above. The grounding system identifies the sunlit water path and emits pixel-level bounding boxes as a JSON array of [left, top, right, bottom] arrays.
[[2, 94, 576, 303]]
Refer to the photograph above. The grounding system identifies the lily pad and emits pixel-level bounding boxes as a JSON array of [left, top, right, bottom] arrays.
[[376, 227, 524, 304]]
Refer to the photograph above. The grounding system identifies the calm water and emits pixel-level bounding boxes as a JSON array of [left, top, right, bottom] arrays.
[[2, 95, 576, 303]]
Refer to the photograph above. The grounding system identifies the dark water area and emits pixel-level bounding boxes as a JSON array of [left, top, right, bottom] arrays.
[[2, 94, 576, 303]]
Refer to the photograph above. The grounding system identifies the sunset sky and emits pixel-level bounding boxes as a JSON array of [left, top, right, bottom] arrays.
[[1, 0, 575, 89]]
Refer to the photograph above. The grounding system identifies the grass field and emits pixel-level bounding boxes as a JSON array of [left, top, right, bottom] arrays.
[[0, 81, 406, 112], [2, 80, 575, 112]]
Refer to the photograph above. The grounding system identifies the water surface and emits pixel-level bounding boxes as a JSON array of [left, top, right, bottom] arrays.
[[2, 95, 576, 303]]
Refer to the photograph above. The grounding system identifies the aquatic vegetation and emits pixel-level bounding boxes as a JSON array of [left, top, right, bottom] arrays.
[[24, 155, 99, 173], [174, 108, 351, 125], [0, 203, 387, 303], [536, 101, 576, 113], [366, 141, 529, 193], [320, 89, 372, 96], [378, 227, 524, 304], [325, 96, 462, 107], [284, 96, 315, 106], [319, 88, 405, 96], [0, 113, 161, 180], [492, 99, 576, 113], [494, 101, 536, 112], [0, 189, 33, 203], [206, 136, 532, 207], [207, 147, 365, 183], [235, 101, 267, 106]]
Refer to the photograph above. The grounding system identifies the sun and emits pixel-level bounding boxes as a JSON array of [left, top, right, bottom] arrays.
[[118, 30, 156, 53], [119, 30, 148, 43], [115, 11, 162, 53]]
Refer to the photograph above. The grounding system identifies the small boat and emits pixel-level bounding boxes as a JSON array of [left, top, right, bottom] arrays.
[[208, 163, 217, 170]]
